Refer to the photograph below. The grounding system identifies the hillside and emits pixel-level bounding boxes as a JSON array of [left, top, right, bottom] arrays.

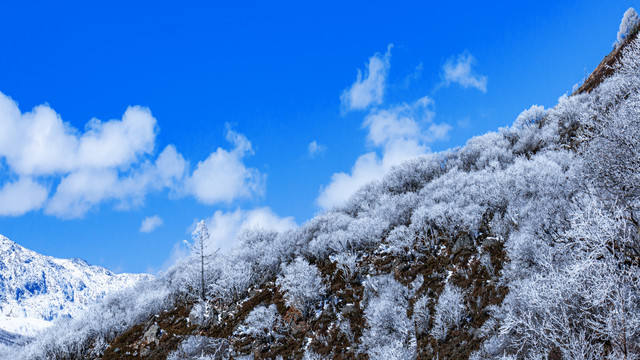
[[0, 235, 150, 344], [4, 8, 640, 360]]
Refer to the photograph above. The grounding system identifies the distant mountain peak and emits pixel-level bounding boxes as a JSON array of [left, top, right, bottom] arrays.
[[0, 234, 151, 342]]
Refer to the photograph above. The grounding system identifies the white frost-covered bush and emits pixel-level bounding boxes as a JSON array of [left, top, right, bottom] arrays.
[[329, 252, 359, 281], [167, 335, 228, 360], [236, 304, 282, 341], [276, 257, 326, 318], [361, 275, 416, 358], [430, 283, 466, 341], [512, 105, 546, 130], [412, 294, 430, 335], [616, 7, 640, 48]]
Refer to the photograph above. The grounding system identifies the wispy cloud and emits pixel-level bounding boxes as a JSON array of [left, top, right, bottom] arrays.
[[401, 62, 424, 89], [340, 44, 393, 111], [307, 140, 326, 158], [441, 52, 487, 93], [140, 215, 163, 233]]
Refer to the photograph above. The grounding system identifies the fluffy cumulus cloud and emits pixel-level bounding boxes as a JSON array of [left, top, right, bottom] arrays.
[[187, 129, 264, 204], [140, 215, 163, 233], [205, 207, 297, 250], [340, 45, 393, 111], [441, 52, 488, 92], [318, 96, 451, 209], [0, 91, 262, 218], [0, 177, 48, 216]]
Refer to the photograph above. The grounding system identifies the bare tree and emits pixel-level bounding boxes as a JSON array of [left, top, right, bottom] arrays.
[[190, 220, 217, 301]]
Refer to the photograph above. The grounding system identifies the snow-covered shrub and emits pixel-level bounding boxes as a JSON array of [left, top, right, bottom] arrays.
[[208, 258, 252, 304], [616, 7, 640, 48], [386, 225, 414, 255], [380, 153, 445, 194], [512, 105, 546, 130], [234, 228, 296, 287], [276, 257, 326, 318], [236, 304, 281, 341], [411, 168, 499, 238], [457, 131, 514, 172], [167, 335, 228, 360], [582, 88, 640, 211], [412, 294, 430, 335], [545, 92, 589, 145], [430, 283, 466, 341], [304, 211, 354, 260], [329, 252, 359, 282], [310, 215, 389, 258], [366, 340, 417, 360], [302, 349, 325, 360], [361, 275, 416, 358]]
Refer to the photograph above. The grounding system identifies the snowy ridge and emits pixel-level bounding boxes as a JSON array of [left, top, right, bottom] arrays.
[[0, 328, 25, 346], [0, 235, 151, 337]]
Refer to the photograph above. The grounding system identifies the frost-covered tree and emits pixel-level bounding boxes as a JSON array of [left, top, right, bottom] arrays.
[[236, 304, 282, 342], [189, 220, 217, 301], [276, 257, 326, 318], [582, 89, 640, 213], [361, 275, 416, 358], [478, 199, 640, 359], [412, 294, 430, 336], [167, 335, 228, 360], [616, 8, 640, 48], [430, 283, 466, 341]]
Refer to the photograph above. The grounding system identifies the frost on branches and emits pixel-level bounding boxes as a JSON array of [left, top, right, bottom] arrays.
[[616, 8, 640, 49], [275, 257, 326, 318]]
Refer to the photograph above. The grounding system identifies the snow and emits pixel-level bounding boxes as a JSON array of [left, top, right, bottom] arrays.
[[0, 316, 51, 337], [0, 234, 151, 337]]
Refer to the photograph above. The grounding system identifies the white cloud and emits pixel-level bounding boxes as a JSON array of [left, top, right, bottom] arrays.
[[44, 145, 188, 218], [0, 177, 48, 216], [340, 45, 393, 111], [318, 96, 450, 210], [441, 52, 488, 93], [186, 128, 264, 204], [401, 62, 424, 88], [205, 207, 297, 251], [0, 90, 262, 218], [307, 141, 326, 157], [140, 215, 163, 233], [0, 92, 157, 176]]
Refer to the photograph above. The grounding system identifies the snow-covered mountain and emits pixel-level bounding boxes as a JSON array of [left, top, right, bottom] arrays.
[[0, 234, 151, 340]]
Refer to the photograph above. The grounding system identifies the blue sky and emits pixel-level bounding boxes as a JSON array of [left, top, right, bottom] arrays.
[[0, 0, 635, 273]]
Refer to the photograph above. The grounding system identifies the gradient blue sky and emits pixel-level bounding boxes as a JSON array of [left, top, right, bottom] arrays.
[[0, 0, 635, 273]]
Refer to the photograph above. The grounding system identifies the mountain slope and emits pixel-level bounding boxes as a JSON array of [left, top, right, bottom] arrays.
[[0, 235, 151, 338]]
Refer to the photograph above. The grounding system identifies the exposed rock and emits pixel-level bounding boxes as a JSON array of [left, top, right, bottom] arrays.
[[141, 324, 164, 346]]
